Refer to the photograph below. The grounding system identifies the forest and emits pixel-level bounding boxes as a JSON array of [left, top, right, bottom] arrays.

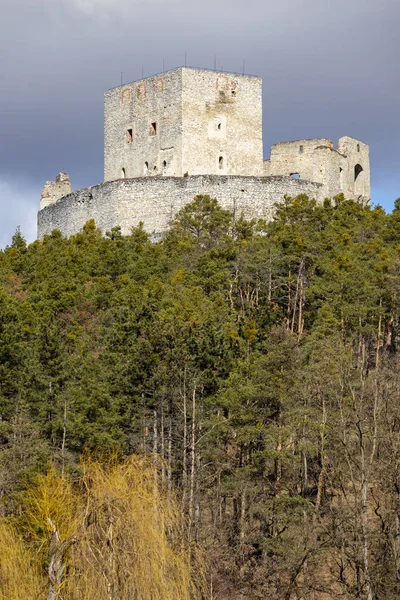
[[1, 193, 400, 599]]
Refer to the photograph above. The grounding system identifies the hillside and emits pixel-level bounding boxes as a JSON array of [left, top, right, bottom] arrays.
[[1, 193, 400, 599]]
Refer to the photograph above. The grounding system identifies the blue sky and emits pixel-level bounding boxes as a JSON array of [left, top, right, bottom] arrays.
[[0, 0, 399, 248]]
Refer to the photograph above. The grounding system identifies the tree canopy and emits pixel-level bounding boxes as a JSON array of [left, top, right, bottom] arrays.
[[1, 193, 400, 598]]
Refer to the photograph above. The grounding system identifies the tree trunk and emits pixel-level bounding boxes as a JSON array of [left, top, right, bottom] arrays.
[[61, 395, 67, 478], [47, 519, 71, 600], [315, 396, 327, 510], [188, 384, 197, 542], [358, 422, 373, 600], [182, 370, 188, 511]]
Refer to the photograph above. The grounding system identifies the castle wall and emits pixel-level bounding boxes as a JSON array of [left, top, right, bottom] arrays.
[[37, 175, 323, 240], [338, 136, 370, 200], [104, 69, 184, 181], [181, 69, 263, 177], [266, 137, 370, 202]]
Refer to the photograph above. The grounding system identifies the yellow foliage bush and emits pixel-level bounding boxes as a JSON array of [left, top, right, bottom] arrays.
[[0, 456, 208, 600]]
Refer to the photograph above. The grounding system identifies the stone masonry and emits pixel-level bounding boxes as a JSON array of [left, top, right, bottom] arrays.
[[38, 175, 323, 240], [38, 67, 370, 240], [104, 67, 263, 180], [263, 137, 370, 200], [40, 173, 71, 210]]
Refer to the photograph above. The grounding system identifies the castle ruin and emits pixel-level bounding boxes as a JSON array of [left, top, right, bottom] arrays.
[[38, 67, 370, 239]]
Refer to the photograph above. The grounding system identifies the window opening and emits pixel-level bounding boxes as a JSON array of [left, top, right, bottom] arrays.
[[231, 90, 236, 96], [149, 122, 157, 136], [144, 162, 148, 175], [354, 164, 363, 181], [357, 143, 360, 152], [127, 128, 133, 142], [299, 145, 303, 153], [219, 156, 224, 170], [290, 173, 300, 179], [121, 168, 126, 178], [217, 122, 221, 130]]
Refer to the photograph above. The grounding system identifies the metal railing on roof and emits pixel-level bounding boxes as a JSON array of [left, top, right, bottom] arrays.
[[107, 65, 259, 91]]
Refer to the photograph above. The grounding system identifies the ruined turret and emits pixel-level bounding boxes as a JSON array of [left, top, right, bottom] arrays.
[[40, 173, 71, 210]]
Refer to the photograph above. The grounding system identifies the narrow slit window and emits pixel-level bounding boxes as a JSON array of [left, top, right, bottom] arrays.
[[144, 162, 148, 175], [299, 145, 303, 153], [163, 160, 167, 174], [127, 128, 133, 142], [219, 156, 224, 170], [357, 143, 360, 152], [149, 122, 157, 136], [121, 167, 126, 178]]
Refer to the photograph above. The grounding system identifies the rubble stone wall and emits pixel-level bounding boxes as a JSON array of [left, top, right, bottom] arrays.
[[38, 175, 323, 240]]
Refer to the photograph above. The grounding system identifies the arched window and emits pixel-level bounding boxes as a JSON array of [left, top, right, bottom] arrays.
[[121, 167, 126, 178], [354, 164, 363, 181], [219, 156, 224, 170], [354, 164, 365, 196], [144, 162, 149, 175]]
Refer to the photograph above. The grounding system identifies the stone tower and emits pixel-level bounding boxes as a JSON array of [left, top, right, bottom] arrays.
[[104, 67, 263, 181]]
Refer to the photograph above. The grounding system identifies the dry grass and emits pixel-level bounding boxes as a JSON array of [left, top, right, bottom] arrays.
[[0, 521, 43, 600]]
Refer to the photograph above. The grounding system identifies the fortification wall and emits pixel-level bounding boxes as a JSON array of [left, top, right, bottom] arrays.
[[338, 137, 370, 200], [37, 175, 323, 240], [40, 173, 71, 210], [266, 137, 370, 202], [268, 139, 334, 182]]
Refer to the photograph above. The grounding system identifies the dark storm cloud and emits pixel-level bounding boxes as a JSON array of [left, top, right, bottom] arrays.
[[0, 0, 399, 247]]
